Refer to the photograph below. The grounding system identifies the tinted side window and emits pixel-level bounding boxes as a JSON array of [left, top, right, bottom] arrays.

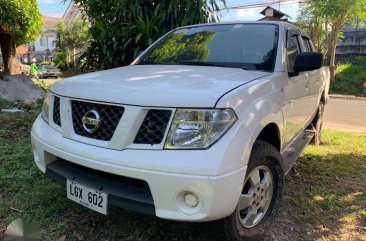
[[287, 35, 301, 73], [307, 39, 314, 52], [301, 37, 313, 52]]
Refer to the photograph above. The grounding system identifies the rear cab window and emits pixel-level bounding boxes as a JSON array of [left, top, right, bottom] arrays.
[[301, 36, 313, 52]]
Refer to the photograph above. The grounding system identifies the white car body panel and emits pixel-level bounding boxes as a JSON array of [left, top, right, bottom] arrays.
[[51, 65, 270, 107]]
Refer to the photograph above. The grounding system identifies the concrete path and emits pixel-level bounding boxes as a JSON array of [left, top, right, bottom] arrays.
[[324, 98, 366, 132]]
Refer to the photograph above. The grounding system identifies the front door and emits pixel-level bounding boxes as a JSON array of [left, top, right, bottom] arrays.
[[282, 32, 311, 146]]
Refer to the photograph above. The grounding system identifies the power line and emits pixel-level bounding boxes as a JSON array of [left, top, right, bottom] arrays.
[[221, 0, 301, 11]]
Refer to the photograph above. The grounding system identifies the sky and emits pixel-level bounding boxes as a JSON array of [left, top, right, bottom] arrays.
[[37, 0, 300, 21], [37, 0, 70, 17]]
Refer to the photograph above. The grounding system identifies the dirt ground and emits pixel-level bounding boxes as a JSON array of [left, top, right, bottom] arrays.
[[0, 75, 45, 101]]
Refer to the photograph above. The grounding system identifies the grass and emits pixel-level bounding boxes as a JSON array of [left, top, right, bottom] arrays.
[[0, 107, 365, 240], [333, 56, 366, 96], [275, 131, 366, 240], [32, 78, 61, 91]]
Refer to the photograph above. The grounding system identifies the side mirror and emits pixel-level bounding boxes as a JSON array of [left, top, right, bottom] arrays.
[[293, 52, 323, 72]]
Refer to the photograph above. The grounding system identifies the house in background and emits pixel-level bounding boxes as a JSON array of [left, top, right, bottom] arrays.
[[258, 6, 290, 21], [63, 1, 82, 24], [19, 16, 61, 63], [336, 19, 366, 62]]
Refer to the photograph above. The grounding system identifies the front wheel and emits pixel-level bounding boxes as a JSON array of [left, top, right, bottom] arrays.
[[222, 141, 284, 241]]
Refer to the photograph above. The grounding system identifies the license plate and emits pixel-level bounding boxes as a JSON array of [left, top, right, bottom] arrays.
[[67, 179, 108, 215]]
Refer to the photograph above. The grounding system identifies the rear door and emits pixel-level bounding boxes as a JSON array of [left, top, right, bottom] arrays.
[[300, 36, 322, 123]]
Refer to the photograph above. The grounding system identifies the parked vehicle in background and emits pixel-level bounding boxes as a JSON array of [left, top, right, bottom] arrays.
[[31, 22, 330, 241], [20, 64, 30, 76], [0, 57, 30, 76], [39, 65, 62, 79]]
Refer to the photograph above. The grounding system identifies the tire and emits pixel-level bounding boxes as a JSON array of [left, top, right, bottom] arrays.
[[222, 141, 284, 241], [310, 102, 324, 146]]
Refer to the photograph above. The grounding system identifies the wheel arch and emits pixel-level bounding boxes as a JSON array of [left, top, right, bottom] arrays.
[[320, 90, 327, 104], [255, 123, 281, 151]]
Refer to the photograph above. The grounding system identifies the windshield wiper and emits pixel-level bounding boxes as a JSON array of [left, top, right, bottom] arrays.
[[178, 61, 222, 67], [138, 61, 174, 65], [139, 61, 251, 70], [178, 61, 249, 70]]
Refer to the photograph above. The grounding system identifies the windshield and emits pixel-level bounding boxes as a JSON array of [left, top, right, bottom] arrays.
[[137, 24, 279, 71]]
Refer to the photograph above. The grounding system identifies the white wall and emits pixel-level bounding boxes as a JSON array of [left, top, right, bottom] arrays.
[[34, 30, 57, 52]]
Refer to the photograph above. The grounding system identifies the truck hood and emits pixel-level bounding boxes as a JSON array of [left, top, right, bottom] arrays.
[[51, 65, 270, 107]]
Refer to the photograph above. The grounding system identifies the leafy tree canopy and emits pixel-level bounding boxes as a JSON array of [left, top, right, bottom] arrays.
[[67, 0, 225, 70], [55, 19, 89, 69], [0, 0, 43, 45], [298, 0, 366, 81], [56, 20, 89, 52]]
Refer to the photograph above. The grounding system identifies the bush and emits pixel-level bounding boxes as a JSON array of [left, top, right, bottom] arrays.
[[53, 52, 67, 70], [333, 56, 366, 96], [40, 61, 53, 66]]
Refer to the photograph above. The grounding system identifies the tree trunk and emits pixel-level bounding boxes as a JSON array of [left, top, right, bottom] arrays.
[[73, 47, 76, 72], [66, 48, 70, 70], [0, 31, 21, 75], [329, 30, 338, 82]]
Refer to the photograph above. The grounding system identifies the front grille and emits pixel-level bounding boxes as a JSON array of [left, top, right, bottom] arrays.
[[71, 100, 124, 141], [53, 96, 61, 126], [134, 110, 172, 145]]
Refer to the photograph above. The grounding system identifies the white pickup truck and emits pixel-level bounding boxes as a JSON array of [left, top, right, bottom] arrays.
[[31, 21, 329, 240]]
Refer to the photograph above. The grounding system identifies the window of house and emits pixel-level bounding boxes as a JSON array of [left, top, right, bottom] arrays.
[[287, 34, 301, 73], [40, 35, 46, 46], [28, 42, 35, 51]]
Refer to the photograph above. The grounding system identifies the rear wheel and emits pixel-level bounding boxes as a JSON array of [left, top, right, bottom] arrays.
[[222, 141, 284, 241], [311, 102, 324, 146]]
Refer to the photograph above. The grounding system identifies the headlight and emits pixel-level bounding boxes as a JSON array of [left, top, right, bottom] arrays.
[[164, 109, 237, 149], [41, 92, 52, 124]]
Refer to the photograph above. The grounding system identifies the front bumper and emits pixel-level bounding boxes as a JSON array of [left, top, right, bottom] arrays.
[[31, 115, 250, 221], [46, 158, 156, 215]]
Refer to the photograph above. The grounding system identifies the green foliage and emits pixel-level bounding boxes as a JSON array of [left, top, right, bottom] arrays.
[[293, 130, 366, 236], [298, 0, 366, 80], [55, 19, 89, 70], [299, 0, 366, 34], [32, 78, 60, 91], [57, 20, 89, 52], [332, 56, 366, 96], [131, 5, 165, 58], [0, 0, 43, 45], [69, 0, 225, 70], [40, 61, 53, 66], [53, 51, 67, 69]]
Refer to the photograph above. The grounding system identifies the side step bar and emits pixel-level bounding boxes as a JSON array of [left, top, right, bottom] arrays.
[[282, 128, 314, 175]]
